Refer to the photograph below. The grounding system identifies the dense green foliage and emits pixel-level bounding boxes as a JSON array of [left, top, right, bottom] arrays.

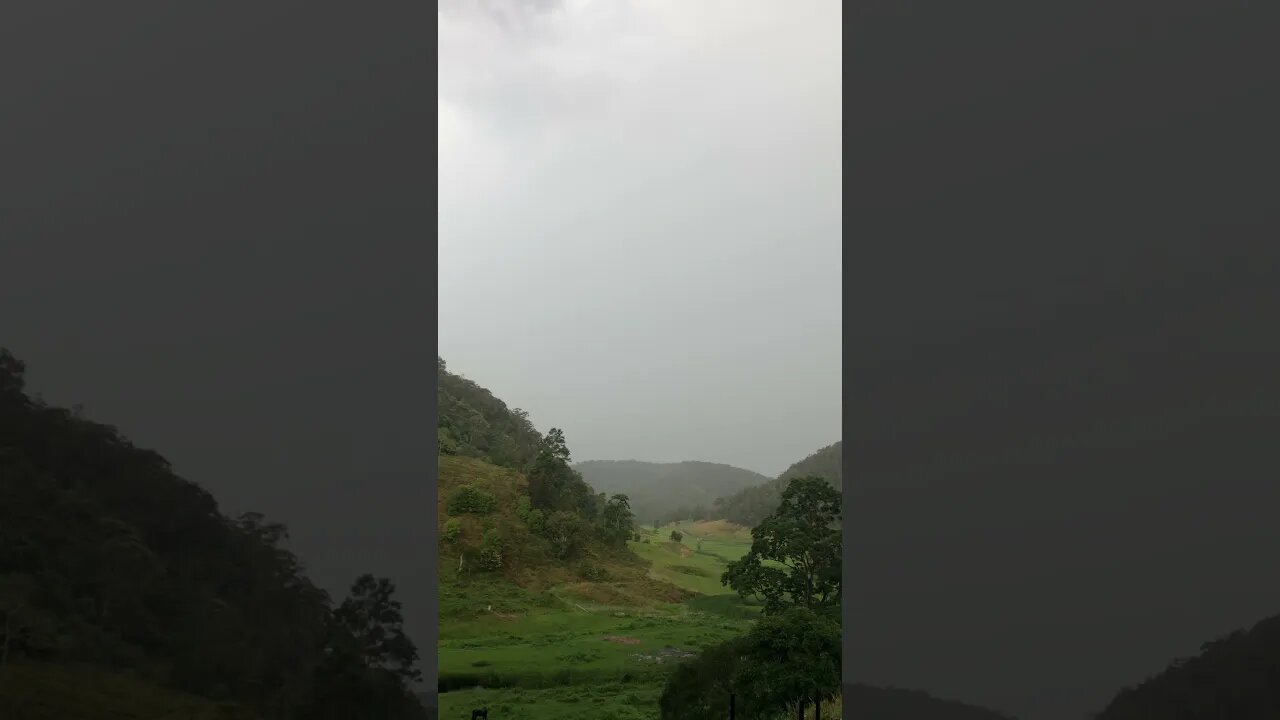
[[657, 637, 752, 720], [444, 518, 463, 542], [712, 442, 842, 527], [1096, 613, 1280, 719], [777, 442, 842, 488], [437, 361, 636, 573], [448, 484, 498, 515], [0, 349, 425, 719], [526, 428, 596, 516], [437, 357, 546, 470], [733, 608, 841, 717], [722, 477, 842, 614], [573, 460, 768, 528], [660, 476, 842, 719]]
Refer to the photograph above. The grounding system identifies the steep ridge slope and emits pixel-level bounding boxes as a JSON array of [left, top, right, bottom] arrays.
[[1095, 612, 1280, 719], [437, 357, 544, 470]]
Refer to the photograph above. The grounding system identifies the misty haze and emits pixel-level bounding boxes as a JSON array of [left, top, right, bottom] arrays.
[[436, 1, 845, 718]]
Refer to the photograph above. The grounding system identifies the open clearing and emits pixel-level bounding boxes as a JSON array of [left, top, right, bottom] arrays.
[[438, 522, 766, 719]]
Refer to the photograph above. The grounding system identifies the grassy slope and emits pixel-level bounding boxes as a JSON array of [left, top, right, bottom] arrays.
[[1, 663, 256, 720], [439, 452, 1008, 720], [437, 457, 763, 719]]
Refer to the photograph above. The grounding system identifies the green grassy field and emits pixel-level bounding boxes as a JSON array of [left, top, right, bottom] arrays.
[[438, 521, 763, 719]]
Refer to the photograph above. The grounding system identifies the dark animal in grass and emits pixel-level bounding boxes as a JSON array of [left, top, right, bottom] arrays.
[[471, 709, 489, 720]]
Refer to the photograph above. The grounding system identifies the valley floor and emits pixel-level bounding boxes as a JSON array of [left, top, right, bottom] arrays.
[[438, 522, 820, 720]]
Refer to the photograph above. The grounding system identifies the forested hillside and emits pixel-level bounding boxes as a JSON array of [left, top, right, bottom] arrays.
[[437, 455, 681, 617], [573, 460, 768, 526], [0, 349, 426, 719], [778, 442, 842, 487], [437, 357, 544, 469], [436, 360, 648, 607], [1095, 612, 1280, 719], [711, 442, 842, 527]]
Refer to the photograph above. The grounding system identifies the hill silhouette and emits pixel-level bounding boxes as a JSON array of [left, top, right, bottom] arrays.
[[1095, 612, 1280, 719], [573, 459, 768, 527], [0, 349, 426, 719], [712, 442, 842, 527], [843, 684, 1018, 719]]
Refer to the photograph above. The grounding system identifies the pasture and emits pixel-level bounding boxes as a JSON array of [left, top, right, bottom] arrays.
[[437, 522, 762, 719]]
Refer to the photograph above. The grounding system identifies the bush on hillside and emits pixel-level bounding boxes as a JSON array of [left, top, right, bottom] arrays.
[[448, 485, 497, 515], [437, 427, 459, 455], [526, 508, 547, 534], [443, 518, 462, 543], [516, 495, 547, 534], [578, 562, 610, 581], [670, 530, 684, 542], [544, 511, 585, 560], [478, 529, 504, 571]]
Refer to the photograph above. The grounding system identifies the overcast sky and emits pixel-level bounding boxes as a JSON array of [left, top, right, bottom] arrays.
[[437, 0, 842, 477]]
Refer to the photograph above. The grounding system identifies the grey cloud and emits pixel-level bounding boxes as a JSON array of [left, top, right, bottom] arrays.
[[439, 1, 841, 476]]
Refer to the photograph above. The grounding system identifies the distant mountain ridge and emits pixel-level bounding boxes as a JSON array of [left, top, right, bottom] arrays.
[[711, 441, 842, 527], [573, 459, 768, 526]]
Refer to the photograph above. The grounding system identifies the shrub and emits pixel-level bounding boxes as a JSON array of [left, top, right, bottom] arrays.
[[448, 485, 497, 515], [526, 508, 547, 534], [443, 518, 462, 542], [479, 529, 504, 571], [516, 496, 547, 534], [437, 427, 459, 455], [670, 530, 684, 542]]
